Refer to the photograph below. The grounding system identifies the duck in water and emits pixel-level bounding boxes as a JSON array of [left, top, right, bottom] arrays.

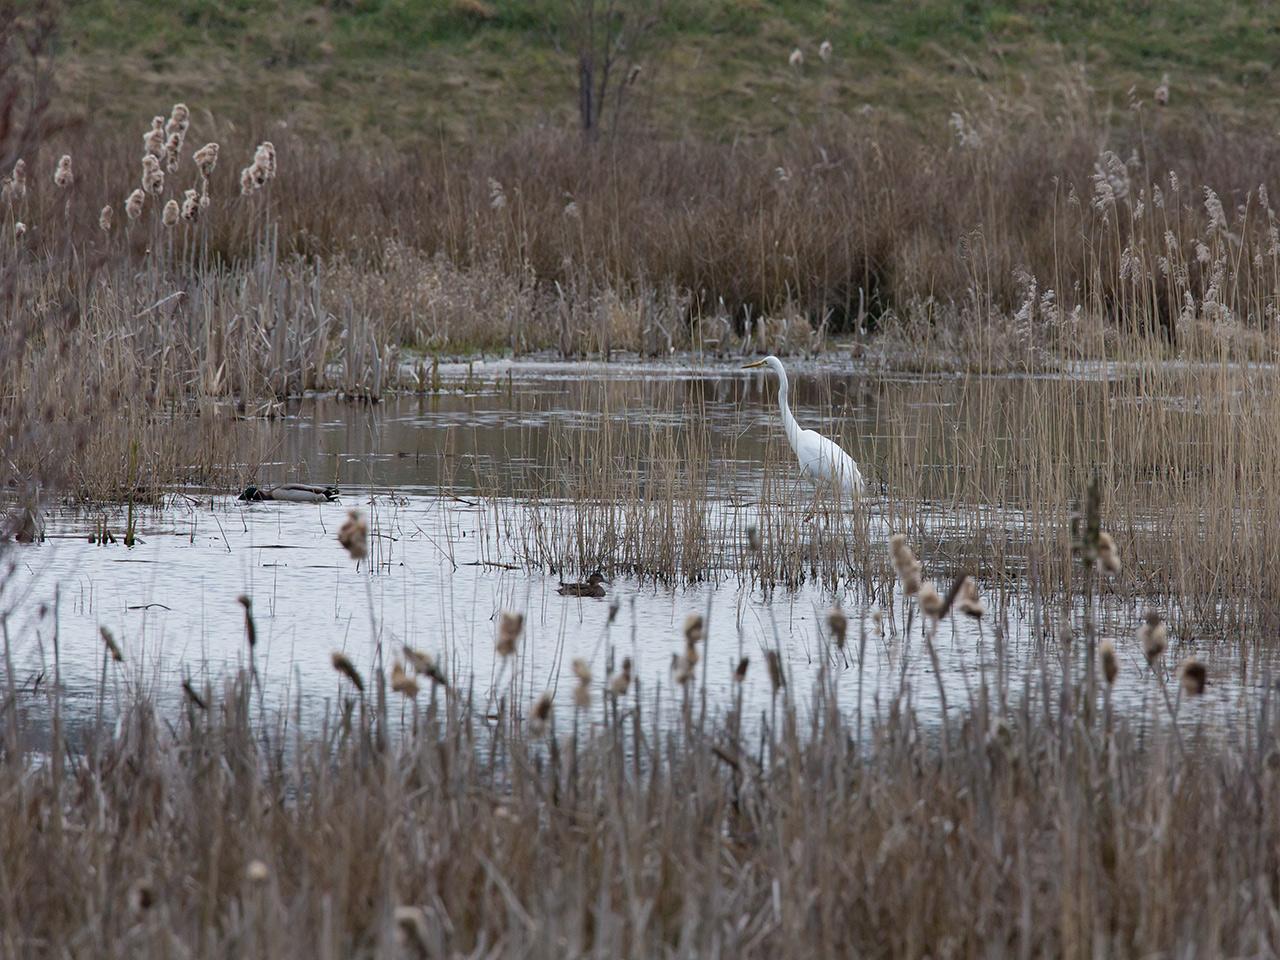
[[557, 572, 607, 598]]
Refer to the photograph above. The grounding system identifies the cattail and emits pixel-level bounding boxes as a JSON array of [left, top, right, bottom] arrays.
[[180, 188, 200, 223], [404, 645, 447, 685], [99, 205, 113, 232], [9, 158, 26, 201], [1100, 639, 1119, 685], [918, 583, 944, 619], [1138, 610, 1168, 664], [125, 188, 145, 220], [563, 199, 580, 219], [239, 166, 256, 196], [488, 177, 507, 209], [956, 576, 985, 618], [608, 657, 632, 696], [872, 608, 884, 637], [127, 879, 156, 916], [765, 649, 785, 694], [100, 626, 124, 662], [331, 651, 364, 692], [162, 199, 179, 227], [254, 141, 276, 179], [788, 47, 804, 68], [733, 656, 750, 682], [671, 653, 693, 687], [390, 660, 420, 699], [53, 154, 73, 188], [337, 510, 368, 560], [0, 177, 12, 205], [181, 678, 207, 710], [1155, 73, 1170, 106], [819, 40, 833, 61], [572, 657, 592, 708], [144, 116, 165, 157], [193, 142, 219, 178], [826, 605, 848, 648], [238, 595, 257, 650], [1097, 531, 1121, 575], [746, 524, 761, 553], [13, 221, 25, 239], [142, 155, 164, 195], [626, 63, 642, 85], [529, 691, 553, 735], [164, 132, 182, 174], [244, 860, 270, 885], [683, 613, 704, 647], [496, 611, 523, 657], [165, 103, 190, 139], [1180, 658, 1207, 696], [889, 534, 924, 594]]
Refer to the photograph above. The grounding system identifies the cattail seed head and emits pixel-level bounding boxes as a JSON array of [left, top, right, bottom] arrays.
[[918, 583, 945, 619], [53, 154, 73, 188], [239, 166, 256, 196], [165, 103, 190, 139], [144, 116, 165, 157], [733, 656, 750, 682], [1097, 530, 1121, 575], [819, 39, 833, 61], [331, 651, 364, 692], [826, 605, 848, 648], [788, 47, 804, 68], [164, 133, 182, 173], [1155, 73, 1170, 106], [100, 626, 124, 662], [1100, 639, 1119, 685], [746, 524, 761, 553], [608, 657, 632, 696], [390, 660, 420, 699], [181, 188, 200, 223], [161, 199, 179, 227], [765, 649, 785, 694], [671, 653, 693, 687], [245, 860, 270, 885], [142, 155, 164, 195], [683, 613, 704, 647], [488, 177, 507, 209], [1138, 610, 1168, 664], [530, 691, 553, 735], [956, 576, 985, 618], [337, 510, 368, 561], [496, 611, 523, 657], [125, 189, 145, 220], [1180, 658, 1207, 696], [193, 142, 219, 178], [13, 221, 25, 238], [99, 205, 113, 232]]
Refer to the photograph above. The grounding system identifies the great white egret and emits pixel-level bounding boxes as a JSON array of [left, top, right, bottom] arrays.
[[742, 355, 864, 497]]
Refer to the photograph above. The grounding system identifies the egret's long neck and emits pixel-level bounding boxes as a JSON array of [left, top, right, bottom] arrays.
[[774, 365, 802, 454]]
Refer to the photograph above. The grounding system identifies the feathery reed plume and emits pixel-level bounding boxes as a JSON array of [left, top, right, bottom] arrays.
[[1100, 639, 1119, 685], [1155, 73, 1170, 106], [337, 510, 368, 561], [608, 657, 632, 696], [571, 657, 592, 708], [819, 40, 833, 61], [403, 645, 447, 685], [127, 880, 155, 916], [238, 595, 257, 650], [529, 691, 553, 735], [765, 649, 785, 694], [141, 155, 164, 195], [144, 116, 165, 157], [244, 860, 270, 885], [239, 166, 255, 196], [496, 612, 524, 657], [390, 660, 420, 699], [164, 133, 182, 174], [733, 656, 750, 682], [788, 47, 804, 68], [193, 142, 219, 178], [125, 189, 145, 220], [826, 605, 848, 648], [956, 576, 985, 618], [181, 188, 200, 223], [671, 653, 693, 687], [1097, 531, 1121, 575], [889, 533, 923, 595], [161, 199, 179, 227], [98, 205, 112, 232], [394, 906, 430, 957], [1138, 611, 1168, 664], [746, 524, 761, 553], [1180, 658, 1207, 696], [254, 141, 276, 179], [53, 154, 72, 189], [331, 651, 364, 692], [100, 626, 123, 662]]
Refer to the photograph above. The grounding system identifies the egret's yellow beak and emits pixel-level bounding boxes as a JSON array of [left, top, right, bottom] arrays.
[[742, 359, 767, 369]]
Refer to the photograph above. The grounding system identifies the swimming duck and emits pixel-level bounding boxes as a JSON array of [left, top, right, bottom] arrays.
[[239, 483, 340, 503], [557, 572, 607, 598]]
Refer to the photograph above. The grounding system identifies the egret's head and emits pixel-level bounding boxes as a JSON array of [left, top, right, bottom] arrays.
[[742, 355, 781, 373]]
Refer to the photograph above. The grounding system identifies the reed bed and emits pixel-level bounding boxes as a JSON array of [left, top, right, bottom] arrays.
[[1, 530, 1277, 958]]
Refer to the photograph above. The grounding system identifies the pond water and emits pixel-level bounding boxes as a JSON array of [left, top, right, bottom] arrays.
[[3, 357, 1253, 733]]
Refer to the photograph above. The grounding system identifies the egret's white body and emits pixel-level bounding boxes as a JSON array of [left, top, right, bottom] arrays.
[[743, 355, 864, 497]]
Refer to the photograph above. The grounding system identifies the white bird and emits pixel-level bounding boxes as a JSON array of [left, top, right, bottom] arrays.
[[742, 355, 864, 498]]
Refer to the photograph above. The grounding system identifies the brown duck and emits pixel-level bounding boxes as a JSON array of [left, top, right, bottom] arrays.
[[557, 572, 607, 598]]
